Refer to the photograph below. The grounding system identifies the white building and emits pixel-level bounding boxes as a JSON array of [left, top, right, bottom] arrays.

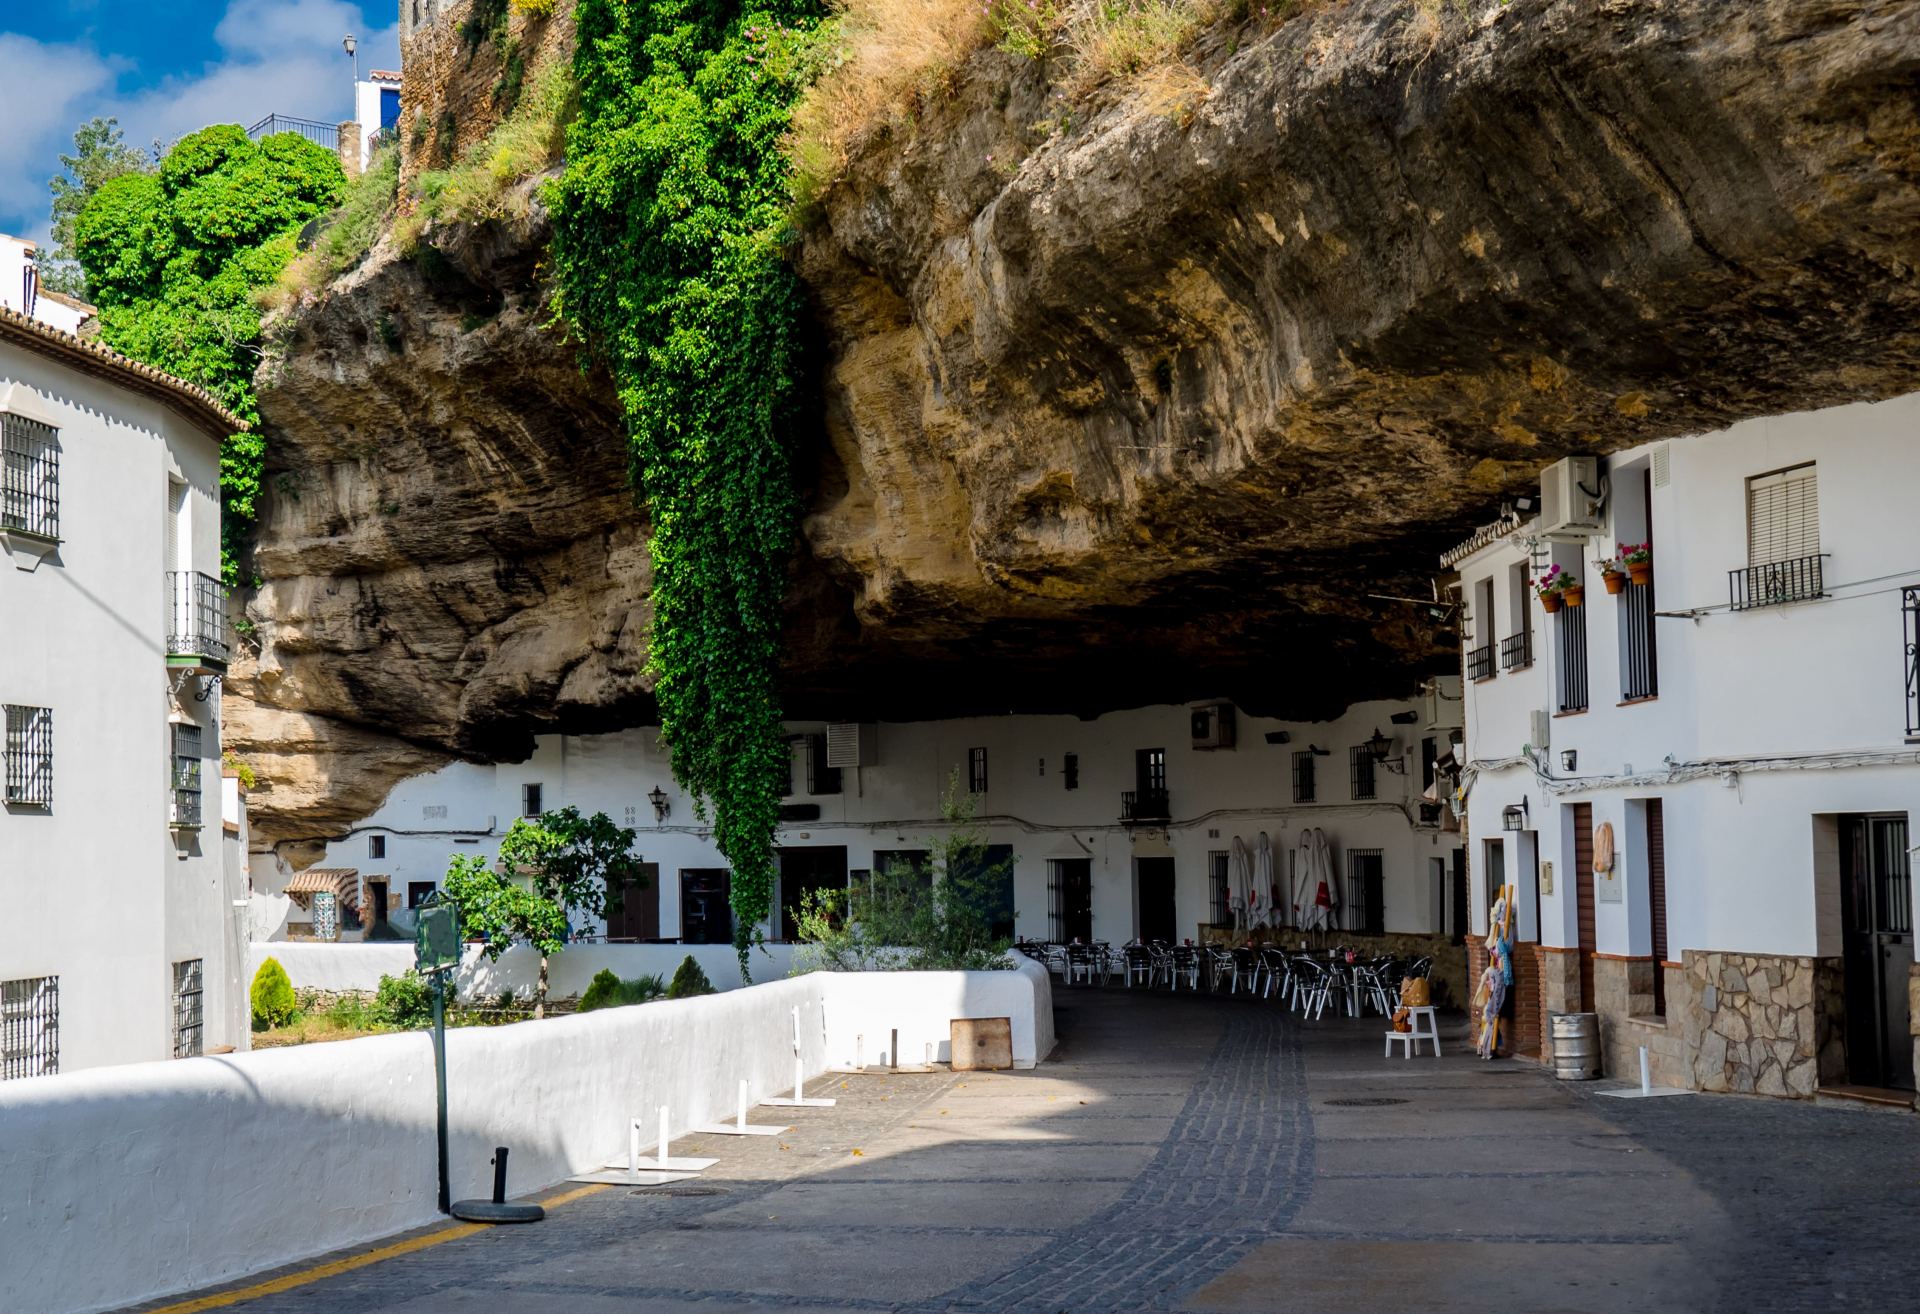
[[1450, 394, 1920, 1099], [0, 235, 92, 337], [1, 306, 251, 1077], [352, 71, 403, 170], [252, 696, 1472, 986]]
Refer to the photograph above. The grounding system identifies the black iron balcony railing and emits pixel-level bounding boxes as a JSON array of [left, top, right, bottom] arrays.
[[246, 114, 340, 150], [1121, 788, 1171, 823], [1904, 586, 1919, 738], [167, 571, 229, 665], [170, 785, 203, 830], [1499, 630, 1532, 671], [1466, 643, 1495, 681], [2, 413, 59, 540], [1730, 553, 1827, 611]]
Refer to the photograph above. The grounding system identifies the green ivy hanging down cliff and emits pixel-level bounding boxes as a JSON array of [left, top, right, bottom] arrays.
[[546, 0, 826, 977]]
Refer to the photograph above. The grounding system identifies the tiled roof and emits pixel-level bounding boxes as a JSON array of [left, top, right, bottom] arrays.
[[0, 304, 246, 439]]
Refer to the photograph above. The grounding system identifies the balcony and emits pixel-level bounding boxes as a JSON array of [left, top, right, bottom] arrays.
[[1729, 553, 1827, 611], [1121, 788, 1171, 825], [1499, 630, 1533, 672], [1466, 643, 1495, 682], [170, 785, 203, 830], [1904, 586, 1919, 739], [167, 572, 229, 669], [246, 114, 340, 150]]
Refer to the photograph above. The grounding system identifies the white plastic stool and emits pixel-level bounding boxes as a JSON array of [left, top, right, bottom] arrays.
[[1384, 1006, 1442, 1059]]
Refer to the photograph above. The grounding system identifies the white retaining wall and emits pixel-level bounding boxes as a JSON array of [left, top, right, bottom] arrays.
[[0, 960, 1051, 1314], [251, 941, 800, 1000]]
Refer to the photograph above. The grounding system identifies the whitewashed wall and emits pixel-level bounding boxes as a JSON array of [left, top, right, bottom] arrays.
[[0, 959, 1051, 1314], [1455, 393, 1920, 956], [261, 698, 1457, 952]]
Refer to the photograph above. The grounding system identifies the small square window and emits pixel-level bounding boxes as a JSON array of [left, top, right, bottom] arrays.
[[369, 834, 386, 859], [522, 783, 543, 817], [968, 747, 988, 794]]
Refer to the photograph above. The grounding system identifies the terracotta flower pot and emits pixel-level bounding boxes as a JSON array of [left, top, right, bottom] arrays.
[[1540, 592, 1564, 614], [1563, 584, 1586, 607], [1601, 571, 1627, 595], [1628, 561, 1653, 585]]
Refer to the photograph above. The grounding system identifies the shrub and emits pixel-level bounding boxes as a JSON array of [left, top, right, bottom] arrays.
[[250, 958, 297, 1030], [326, 991, 377, 1030], [666, 956, 716, 999], [374, 971, 435, 1029], [579, 968, 669, 1013]]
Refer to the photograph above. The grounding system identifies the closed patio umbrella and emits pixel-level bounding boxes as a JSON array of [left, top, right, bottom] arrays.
[[1254, 832, 1276, 930], [1294, 831, 1313, 926], [1230, 836, 1252, 930], [1311, 828, 1339, 930]]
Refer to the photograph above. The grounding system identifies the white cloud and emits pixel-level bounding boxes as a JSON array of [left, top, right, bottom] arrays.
[[0, 1, 401, 245]]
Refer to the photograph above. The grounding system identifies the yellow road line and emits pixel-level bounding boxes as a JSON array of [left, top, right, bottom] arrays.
[[140, 1184, 610, 1314]]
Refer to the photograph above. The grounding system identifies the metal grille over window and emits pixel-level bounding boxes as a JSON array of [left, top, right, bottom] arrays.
[[1209, 850, 1231, 926], [4, 704, 52, 807], [968, 746, 988, 794], [1466, 641, 1495, 681], [1349, 745, 1376, 801], [172, 960, 204, 1059], [1734, 463, 1825, 609], [1500, 629, 1532, 671], [166, 572, 229, 663], [1348, 849, 1384, 936], [171, 722, 203, 828], [1, 975, 58, 1080], [1621, 562, 1659, 701], [1, 413, 59, 540], [1555, 605, 1589, 714], [1292, 750, 1316, 804]]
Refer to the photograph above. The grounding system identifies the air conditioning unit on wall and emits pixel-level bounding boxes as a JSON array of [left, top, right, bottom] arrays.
[[1538, 456, 1606, 541], [1190, 703, 1236, 750], [825, 722, 879, 768]]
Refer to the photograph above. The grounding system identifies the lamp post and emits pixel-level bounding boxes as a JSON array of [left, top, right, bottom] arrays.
[[343, 33, 358, 116], [415, 897, 461, 1214]]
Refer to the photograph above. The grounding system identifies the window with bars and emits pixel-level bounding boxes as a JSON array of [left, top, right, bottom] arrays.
[[522, 782, 544, 815], [2, 975, 58, 1080], [1292, 750, 1316, 803], [170, 722, 203, 828], [5, 705, 52, 807], [1349, 745, 1376, 800], [1555, 604, 1589, 714], [806, 736, 842, 795], [1, 413, 60, 540], [1348, 850, 1384, 936], [172, 960, 204, 1059], [1209, 850, 1231, 926], [1734, 463, 1825, 608], [968, 746, 988, 794]]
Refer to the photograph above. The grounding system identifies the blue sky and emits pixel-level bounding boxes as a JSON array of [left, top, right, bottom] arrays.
[[1, 1, 402, 245]]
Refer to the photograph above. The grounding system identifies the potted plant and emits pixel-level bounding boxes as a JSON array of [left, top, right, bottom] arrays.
[[1597, 553, 1627, 594], [1620, 541, 1653, 585], [1534, 565, 1567, 613], [1563, 577, 1586, 606]]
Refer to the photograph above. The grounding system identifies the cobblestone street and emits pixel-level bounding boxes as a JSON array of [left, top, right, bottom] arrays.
[[131, 990, 1920, 1314]]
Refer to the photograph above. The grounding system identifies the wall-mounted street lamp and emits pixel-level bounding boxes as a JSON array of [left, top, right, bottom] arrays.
[[648, 785, 670, 823], [1364, 728, 1407, 774]]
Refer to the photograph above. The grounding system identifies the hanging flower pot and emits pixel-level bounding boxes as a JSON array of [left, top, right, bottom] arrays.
[[1628, 561, 1653, 586], [1563, 584, 1586, 607], [1540, 591, 1564, 614], [1601, 570, 1627, 595]]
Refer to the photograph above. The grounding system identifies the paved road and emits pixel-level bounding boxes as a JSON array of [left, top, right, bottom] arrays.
[[128, 990, 1920, 1313]]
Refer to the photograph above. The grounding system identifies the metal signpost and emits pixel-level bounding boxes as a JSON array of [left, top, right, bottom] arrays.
[[415, 898, 462, 1215]]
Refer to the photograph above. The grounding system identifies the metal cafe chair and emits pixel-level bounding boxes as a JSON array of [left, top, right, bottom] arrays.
[[1170, 945, 1202, 992], [1123, 944, 1154, 988], [1065, 943, 1097, 986], [1206, 946, 1238, 994]]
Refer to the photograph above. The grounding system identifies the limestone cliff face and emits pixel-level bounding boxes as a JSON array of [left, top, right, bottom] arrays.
[[236, 0, 1920, 847]]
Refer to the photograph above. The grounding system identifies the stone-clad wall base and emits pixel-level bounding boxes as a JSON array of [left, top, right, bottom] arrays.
[[1679, 950, 1842, 1099], [1592, 956, 1688, 1086]]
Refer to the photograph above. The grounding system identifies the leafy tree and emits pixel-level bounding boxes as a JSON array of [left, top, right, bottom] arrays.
[[73, 123, 345, 582], [42, 116, 151, 299], [794, 772, 1016, 972], [249, 957, 298, 1030], [441, 807, 643, 1016]]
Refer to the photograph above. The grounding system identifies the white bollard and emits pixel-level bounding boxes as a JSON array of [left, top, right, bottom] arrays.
[[1639, 1046, 1651, 1096], [628, 1118, 641, 1184], [738, 1078, 750, 1130]]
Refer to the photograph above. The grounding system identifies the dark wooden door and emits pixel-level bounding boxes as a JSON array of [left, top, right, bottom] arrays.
[[680, 869, 732, 944], [1647, 802, 1668, 1015], [778, 846, 849, 941], [1450, 847, 1468, 943], [1056, 859, 1092, 942], [605, 862, 660, 941], [1574, 803, 1596, 1013], [1137, 857, 1176, 943], [1841, 815, 1915, 1090]]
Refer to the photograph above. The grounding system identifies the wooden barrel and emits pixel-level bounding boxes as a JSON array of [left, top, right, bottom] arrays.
[[1550, 1012, 1599, 1080]]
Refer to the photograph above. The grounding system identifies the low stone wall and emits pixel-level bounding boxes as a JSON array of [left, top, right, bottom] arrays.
[[1593, 956, 1686, 1088], [1678, 950, 1844, 1098]]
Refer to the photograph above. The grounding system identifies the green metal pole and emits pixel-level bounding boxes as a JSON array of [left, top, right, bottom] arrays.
[[433, 970, 449, 1214]]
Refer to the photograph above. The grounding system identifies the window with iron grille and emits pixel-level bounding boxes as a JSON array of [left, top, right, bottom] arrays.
[[807, 735, 842, 795], [171, 722, 203, 828], [1555, 604, 1589, 714], [1292, 750, 1315, 803], [1, 413, 59, 540], [522, 782, 543, 815], [1733, 463, 1825, 609], [4, 704, 52, 807], [1348, 850, 1384, 936], [968, 746, 988, 794], [1209, 850, 1230, 925], [1, 975, 58, 1080], [1349, 745, 1376, 800], [1620, 559, 1658, 701], [171, 960, 204, 1058]]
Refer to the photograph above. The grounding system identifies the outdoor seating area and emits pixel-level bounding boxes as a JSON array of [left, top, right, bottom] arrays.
[[1013, 939, 1433, 1024]]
